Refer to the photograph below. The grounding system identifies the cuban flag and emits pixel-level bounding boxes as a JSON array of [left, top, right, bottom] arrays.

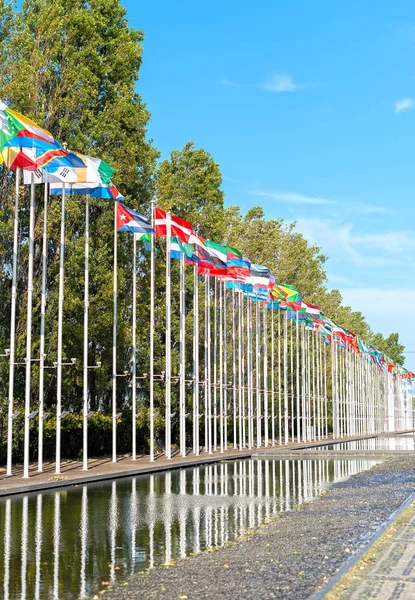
[[116, 202, 154, 235]]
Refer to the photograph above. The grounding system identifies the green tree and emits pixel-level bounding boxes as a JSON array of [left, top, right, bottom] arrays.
[[0, 0, 158, 425], [370, 332, 405, 366]]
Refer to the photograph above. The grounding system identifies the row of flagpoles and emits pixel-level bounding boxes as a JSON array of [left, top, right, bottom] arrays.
[[1, 101, 414, 479]]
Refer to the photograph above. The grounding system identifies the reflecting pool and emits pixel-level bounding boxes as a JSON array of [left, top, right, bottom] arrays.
[[0, 457, 382, 599], [306, 435, 415, 452]]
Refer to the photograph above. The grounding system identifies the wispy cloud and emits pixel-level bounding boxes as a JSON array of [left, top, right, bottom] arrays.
[[216, 77, 242, 88], [248, 191, 338, 206], [295, 217, 415, 267], [261, 73, 303, 92], [246, 189, 387, 215], [394, 97, 414, 113]]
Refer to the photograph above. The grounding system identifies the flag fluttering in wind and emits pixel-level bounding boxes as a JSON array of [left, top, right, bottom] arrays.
[[116, 202, 154, 235], [155, 208, 192, 243], [0, 100, 64, 170]]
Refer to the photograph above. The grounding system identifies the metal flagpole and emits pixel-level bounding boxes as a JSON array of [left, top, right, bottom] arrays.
[[204, 275, 209, 451], [283, 311, 288, 444], [247, 295, 252, 448], [82, 194, 90, 470], [256, 295, 261, 447], [132, 232, 137, 459], [165, 213, 172, 459], [219, 279, 224, 452], [23, 173, 36, 478], [278, 310, 282, 445], [207, 274, 212, 454], [213, 277, 218, 451], [232, 288, 237, 448], [271, 306, 275, 446], [238, 290, 243, 449], [290, 315, 294, 442], [301, 322, 306, 441], [149, 198, 155, 461], [263, 303, 268, 446], [6, 168, 20, 476], [296, 313, 300, 443], [112, 200, 118, 463], [223, 282, 228, 450], [179, 251, 186, 457], [241, 292, 246, 447], [193, 264, 199, 455], [38, 181, 48, 472]]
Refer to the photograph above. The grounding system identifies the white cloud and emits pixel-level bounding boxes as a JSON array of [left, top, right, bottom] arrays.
[[295, 217, 414, 267], [261, 74, 302, 92], [394, 97, 414, 113], [250, 191, 338, 205], [216, 78, 242, 88]]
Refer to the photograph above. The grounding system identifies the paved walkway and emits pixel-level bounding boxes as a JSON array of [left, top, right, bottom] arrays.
[[324, 496, 415, 600], [0, 432, 401, 496]]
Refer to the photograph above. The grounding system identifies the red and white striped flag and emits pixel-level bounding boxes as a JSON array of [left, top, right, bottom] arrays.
[[155, 208, 192, 243]]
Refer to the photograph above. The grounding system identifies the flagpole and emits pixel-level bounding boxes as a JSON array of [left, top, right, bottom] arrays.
[[238, 290, 243, 449], [7, 168, 20, 476], [241, 292, 246, 447], [204, 274, 209, 451], [213, 277, 218, 451], [219, 279, 224, 452], [112, 200, 118, 463], [278, 309, 282, 445], [296, 313, 300, 443], [149, 198, 155, 461], [247, 295, 252, 448], [223, 282, 228, 450], [206, 274, 212, 454], [193, 263, 199, 455], [271, 306, 275, 446], [38, 181, 48, 472], [23, 173, 36, 478], [290, 315, 294, 442], [283, 310, 288, 444], [232, 288, 237, 449], [165, 213, 172, 459], [132, 232, 137, 460], [263, 303, 268, 447], [179, 251, 186, 457], [256, 295, 261, 447], [82, 194, 90, 470]]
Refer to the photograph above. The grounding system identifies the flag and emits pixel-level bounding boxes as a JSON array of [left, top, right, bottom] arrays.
[[227, 253, 251, 279], [248, 264, 270, 288], [0, 100, 57, 148], [116, 202, 154, 234], [300, 300, 321, 318], [155, 208, 192, 243], [50, 181, 123, 200], [0, 100, 64, 170], [170, 236, 197, 261]]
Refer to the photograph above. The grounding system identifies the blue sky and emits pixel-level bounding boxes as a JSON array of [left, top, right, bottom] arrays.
[[124, 0, 415, 368]]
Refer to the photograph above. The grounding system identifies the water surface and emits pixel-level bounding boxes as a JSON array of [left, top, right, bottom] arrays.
[[0, 457, 381, 599]]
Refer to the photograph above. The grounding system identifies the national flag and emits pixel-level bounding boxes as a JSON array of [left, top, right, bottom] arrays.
[[170, 236, 197, 262], [155, 208, 192, 243], [116, 202, 154, 235], [248, 264, 270, 288], [50, 181, 124, 200], [0, 101, 65, 171], [271, 283, 300, 302], [300, 301, 321, 317], [0, 100, 57, 148], [227, 254, 251, 279], [204, 240, 229, 265]]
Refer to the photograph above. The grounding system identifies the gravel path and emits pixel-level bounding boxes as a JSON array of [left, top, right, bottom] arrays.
[[105, 456, 415, 600]]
